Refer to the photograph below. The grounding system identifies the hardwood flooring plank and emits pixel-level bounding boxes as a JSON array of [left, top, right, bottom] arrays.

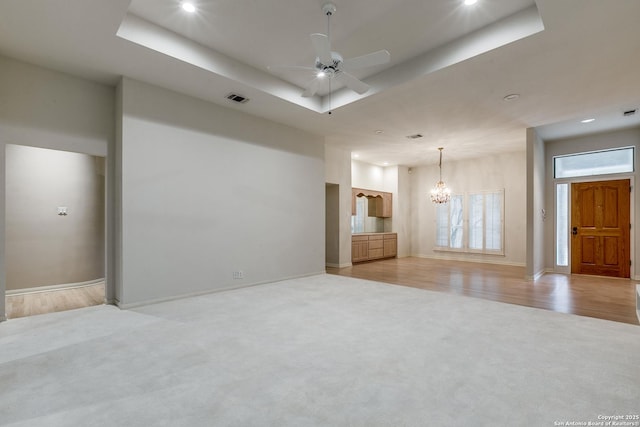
[[5, 283, 105, 319], [327, 257, 639, 325]]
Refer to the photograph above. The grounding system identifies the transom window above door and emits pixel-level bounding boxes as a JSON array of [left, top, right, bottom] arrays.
[[554, 147, 634, 179]]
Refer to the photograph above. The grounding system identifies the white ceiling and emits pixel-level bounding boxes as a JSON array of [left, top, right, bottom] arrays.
[[0, 0, 639, 166]]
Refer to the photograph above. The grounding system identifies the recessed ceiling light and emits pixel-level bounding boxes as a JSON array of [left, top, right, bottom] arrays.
[[464, 0, 478, 5], [581, 118, 595, 123], [181, 1, 196, 12], [374, 130, 384, 134], [503, 93, 520, 101]]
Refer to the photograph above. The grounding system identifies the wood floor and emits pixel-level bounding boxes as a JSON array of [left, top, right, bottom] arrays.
[[327, 257, 640, 325], [5, 283, 105, 319], [5, 263, 638, 325]]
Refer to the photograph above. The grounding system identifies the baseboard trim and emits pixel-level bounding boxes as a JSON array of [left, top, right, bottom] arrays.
[[325, 262, 352, 268], [6, 278, 105, 296], [413, 253, 525, 268], [115, 271, 326, 310], [0, 314, 6, 323]]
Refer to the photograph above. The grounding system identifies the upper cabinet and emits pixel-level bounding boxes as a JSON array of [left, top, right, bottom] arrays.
[[352, 188, 392, 218]]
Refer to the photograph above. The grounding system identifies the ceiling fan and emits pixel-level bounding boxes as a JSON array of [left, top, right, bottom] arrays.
[[270, 2, 391, 99]]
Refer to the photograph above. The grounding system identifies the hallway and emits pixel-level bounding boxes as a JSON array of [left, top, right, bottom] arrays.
[[5, 282, 104, 319]]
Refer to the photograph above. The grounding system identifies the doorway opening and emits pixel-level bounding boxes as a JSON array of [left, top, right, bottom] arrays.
[[325, 183, 341, 268], [4, 145, 106, 318], [556, 178, 631, 278]]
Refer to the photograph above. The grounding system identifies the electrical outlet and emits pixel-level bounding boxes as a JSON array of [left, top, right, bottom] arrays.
[[233, 271, 243, 279]]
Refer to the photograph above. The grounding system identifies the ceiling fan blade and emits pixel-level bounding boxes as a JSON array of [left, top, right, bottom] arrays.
[[267, 65, 316, 73], [302, 79, 321, 98], [310, 33, 333, 66], [335, 72, 370, 95], [342, 50, 390, 71]]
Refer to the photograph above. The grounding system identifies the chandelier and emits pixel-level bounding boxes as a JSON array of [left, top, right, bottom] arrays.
[[430, 147, 451, 204]]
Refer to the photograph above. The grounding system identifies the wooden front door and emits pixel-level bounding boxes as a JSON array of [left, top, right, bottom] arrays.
[[571, 179, 630, 278]]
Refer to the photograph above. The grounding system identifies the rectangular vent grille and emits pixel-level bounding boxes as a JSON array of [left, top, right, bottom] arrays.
[[226, 93, 249, 104], [406, 134, 423, 140], [623, 109, 637, 116]]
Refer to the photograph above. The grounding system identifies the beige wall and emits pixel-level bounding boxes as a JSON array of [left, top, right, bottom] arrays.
[[0, 55, 114, 319], [411, 150, 527, 266], [526, 128, 546, 278], [117, 78, 325, 306], [325, 145, 353, 267], [5, 145, 105, 290]]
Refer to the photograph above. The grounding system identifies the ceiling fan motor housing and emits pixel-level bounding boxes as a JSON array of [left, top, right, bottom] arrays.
[[316, 51, 343, 73], [322, 3, 337, 16]]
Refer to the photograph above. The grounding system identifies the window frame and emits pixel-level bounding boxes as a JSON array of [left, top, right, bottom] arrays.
[[553, 146, 634, 179], [434, 189, 505, 255]]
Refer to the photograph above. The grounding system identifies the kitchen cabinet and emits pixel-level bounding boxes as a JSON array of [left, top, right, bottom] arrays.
[[352, 188, 392, 218], [351, 233, 397, 263], [351, 235, 369, 263]]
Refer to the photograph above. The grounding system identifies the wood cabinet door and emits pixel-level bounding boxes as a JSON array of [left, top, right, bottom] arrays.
[[571, 179, 630, 278], [383, 238, 397, 257], [352, 240, 369, 262]]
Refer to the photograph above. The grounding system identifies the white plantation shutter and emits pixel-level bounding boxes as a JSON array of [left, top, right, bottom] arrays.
[[435, 190, 503, 254]]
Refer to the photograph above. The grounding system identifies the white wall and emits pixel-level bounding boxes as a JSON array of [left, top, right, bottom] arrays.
[[352, 160, 385, 190], [325, 145, 352, 267], [383, 165, 411, 257], [117, 78, 325, 306], [5, 145, 105, 290], [411, 151, 527, 266], [526, 128, 546, 278], [0, 55, 114, 320], [543, 127, 640, 277], [396, 166, 412, 257]]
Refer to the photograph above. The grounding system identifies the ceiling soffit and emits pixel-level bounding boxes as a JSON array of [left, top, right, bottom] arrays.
[[116, 4, 544, 114]]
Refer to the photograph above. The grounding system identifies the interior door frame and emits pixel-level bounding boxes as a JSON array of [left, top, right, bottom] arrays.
[[554, 174, 634, 277], [1, 141, 113, 322]]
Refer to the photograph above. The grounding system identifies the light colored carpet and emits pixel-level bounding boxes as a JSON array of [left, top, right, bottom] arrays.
[[1, 274, 638, 426]]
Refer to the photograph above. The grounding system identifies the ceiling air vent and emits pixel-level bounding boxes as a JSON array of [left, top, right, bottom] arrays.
[[225, 93, 249, 104], [623, 109, 637, 117], [406, 133, 423, 140]]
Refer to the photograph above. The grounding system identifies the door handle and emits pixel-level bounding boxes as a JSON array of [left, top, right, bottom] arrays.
[[572, 226, 578, 235]]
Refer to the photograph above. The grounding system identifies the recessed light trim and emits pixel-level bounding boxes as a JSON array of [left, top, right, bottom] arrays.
[[464, 0, 478, 5], [374, 130, 384, 135], [503, 93, 520, 101], [181, 1, 196, 12], [581, 118, 595, 123]]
